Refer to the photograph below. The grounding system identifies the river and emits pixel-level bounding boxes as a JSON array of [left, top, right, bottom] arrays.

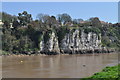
[[2, 53, 118, 78]]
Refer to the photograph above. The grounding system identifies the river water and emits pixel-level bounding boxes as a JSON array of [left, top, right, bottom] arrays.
[[2, 53, 118, 78]]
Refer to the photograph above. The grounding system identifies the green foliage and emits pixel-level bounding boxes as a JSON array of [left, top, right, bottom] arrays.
[[83, 27, 101, 34], [73, 18, 83, 24], [0, 50, 10, 55], [89, 17, 102, 27], [57, 27, 70, 44], [2, 12, 16, 23], [2, 33, 16, 52], [57, 13, 72, 24], [18, 11, 32, 26], [43, 29, 52, 44], [14, 36, 33, 53], [101, 36, 110, 47], [81, 64, 119, 79], [101, 26, 120, 48]]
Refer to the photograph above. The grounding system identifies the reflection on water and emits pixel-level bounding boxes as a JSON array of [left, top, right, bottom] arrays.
[[2, 53, 118, 78]]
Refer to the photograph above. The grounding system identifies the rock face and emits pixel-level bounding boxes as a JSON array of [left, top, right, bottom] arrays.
[[39, 29, 108, 54], [60, 30, 101, 54], [40, 32, 60, 54]]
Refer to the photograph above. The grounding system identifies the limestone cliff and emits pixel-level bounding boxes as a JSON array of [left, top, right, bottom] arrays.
[[39, 29, 109, 54], [40, 32, 60, 54], [59, 29, 102, 54]]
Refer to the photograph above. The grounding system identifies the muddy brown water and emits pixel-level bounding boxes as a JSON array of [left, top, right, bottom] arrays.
[[2, 53, 118, 78]]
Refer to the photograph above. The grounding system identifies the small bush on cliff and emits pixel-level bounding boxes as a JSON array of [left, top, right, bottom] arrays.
[[43, 29, 53, 44], [57, 26, 70, 43]]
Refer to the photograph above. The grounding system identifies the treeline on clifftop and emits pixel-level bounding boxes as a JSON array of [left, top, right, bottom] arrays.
[[1, 11, 120, 55]]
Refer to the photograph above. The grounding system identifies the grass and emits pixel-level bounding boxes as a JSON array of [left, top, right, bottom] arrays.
[[81, 64, 120, 80]]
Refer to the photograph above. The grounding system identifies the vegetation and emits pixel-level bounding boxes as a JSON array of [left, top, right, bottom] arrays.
[[43, 30, 52, 44], [81, 64, 120, 80], [83, 27, 101, 34], [1, 11, 120, 54], [57, 27, 70, 44], [57, 13, 72, 25], [0, 50, 9, 55]]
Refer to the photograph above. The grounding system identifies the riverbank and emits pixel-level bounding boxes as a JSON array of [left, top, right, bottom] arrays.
[[1, 50, 70, 57], [82, 64, 119, 79], [1, 51, 117, 57], [0, 49, 117, 56]]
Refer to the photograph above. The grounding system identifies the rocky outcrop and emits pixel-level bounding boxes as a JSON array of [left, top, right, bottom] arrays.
[[40, 32, 60, 54], [60, 30, 102, 54], [39, 29, 111, 54]]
